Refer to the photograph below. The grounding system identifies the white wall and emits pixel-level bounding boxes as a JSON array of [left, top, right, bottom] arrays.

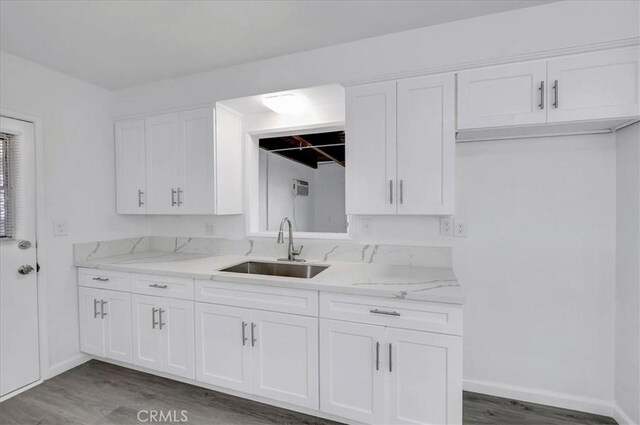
[[313, 163, 346, 233], [615, 123, 640, 425], [0, 52, 146, 374]]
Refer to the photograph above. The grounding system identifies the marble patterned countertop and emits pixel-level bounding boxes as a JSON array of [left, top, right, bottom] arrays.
[[75, 249, 463, 305]]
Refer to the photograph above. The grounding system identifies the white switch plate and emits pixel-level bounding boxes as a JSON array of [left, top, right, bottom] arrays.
[[53, 220, 68, 237], [360, 217, 372, 237], [454, 219, 467, 237], [204, 222, 215, 236], [440, 217, 453, 236]]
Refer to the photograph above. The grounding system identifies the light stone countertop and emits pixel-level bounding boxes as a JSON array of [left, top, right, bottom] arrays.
[[75, 250, 463, 304]]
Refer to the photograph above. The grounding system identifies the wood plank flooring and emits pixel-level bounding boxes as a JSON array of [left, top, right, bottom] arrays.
[[0, 360, 618, 425]]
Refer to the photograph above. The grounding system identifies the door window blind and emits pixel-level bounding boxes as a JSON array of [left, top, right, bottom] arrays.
[[0, 132, 15, 239]]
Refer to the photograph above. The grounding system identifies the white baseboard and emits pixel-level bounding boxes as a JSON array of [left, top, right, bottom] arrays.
[[613, 403, 638, 425], [0, 379, 43, 402], [46, 353, 91, 379], [464, 379, 615, 418]]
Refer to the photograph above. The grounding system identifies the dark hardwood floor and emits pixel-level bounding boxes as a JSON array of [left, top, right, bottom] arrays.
[[0, 360, 617, 425]]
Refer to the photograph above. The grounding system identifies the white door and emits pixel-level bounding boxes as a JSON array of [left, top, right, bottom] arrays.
[[457, 61, 547, 129], [214, 107, 243, 215], [145, 113, 182, 214], [132, 294, 162, 371], [251, 311, 319, 409], [320, 319, 386, 424], [0, 117, 40, 397], [103, 290, 132, 363], [397, 74, 455, 215], [386, 328, 463, 425], [161, 297, 195, 379], [178, 109, 215, 214], [547, 47, 640, 123], [345, 81, 397, 215], [78, 287, 104, 357], [115, 119, 146, 214], [195, 302, 251, 392]]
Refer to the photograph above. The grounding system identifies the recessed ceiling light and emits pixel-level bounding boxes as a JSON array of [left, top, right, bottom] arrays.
[[262, 94, 308, 114]]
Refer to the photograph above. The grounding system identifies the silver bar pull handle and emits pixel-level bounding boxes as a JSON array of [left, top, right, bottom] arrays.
[[138, 189, 144, 207], [92, 277, 109, 282], [152, 307, 159, 329], [370, 308, 401, 316], [100, 300, 107, 318], [376, 341, 380, 371], [242, 321, 248, 346], [149, 284, 168, 289], [93, 299, 99, 318], [251, 322, 257, 347], [159, 308, 165, 330], [177, 188, 183, 206], [539, 81, 545, 110], [399, 180, 404, 204], [389, 343, 393, 372], [171, 188, 177, 206], [553, 79, 559, 108], [389, 180, 393, 204]]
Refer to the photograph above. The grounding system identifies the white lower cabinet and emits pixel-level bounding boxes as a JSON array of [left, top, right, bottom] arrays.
[[79, 287, 132, 362], [320, 318, 462, 425], [132, 294, 195, 379], [195, 303, 319, 410]]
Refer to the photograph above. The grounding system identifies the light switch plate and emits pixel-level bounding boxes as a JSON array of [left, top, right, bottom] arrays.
[[454, 219, 467, 237], [53, 220, 68, 237], [204, 222, 216, 236], [440, 217, 453, 236]]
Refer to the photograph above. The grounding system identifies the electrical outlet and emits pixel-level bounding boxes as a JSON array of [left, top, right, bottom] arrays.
[[360, 217, 372, 237], [439, 217, 453, 236], [454, 219, 467, 237], [204, 222, 215, 235], [53, 220, 68, 237]]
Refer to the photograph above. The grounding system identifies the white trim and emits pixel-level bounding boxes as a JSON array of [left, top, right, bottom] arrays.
[[463, 379, 615, 418], [0, 379, 43, 402], [342, 37, 640, 87], [613, 404, 639, 425], [0, 109, 49, 382], [47, 353, 91, 379]]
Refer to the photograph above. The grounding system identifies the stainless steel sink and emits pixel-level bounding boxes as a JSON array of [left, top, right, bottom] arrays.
[[220, 261, 329, 279]]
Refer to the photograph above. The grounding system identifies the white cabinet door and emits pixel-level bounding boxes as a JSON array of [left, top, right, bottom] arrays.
[[131, 294, 162, 372], [195, 303, 251, 392], [145, 113, 183, 214], [103, 290, 132, 363], [346, 81, 397, 215], [115, 120, 146, 214], [178, 109, 215, 214], [79, 287, 104, 357], [214, 108, 243, 215], [161, 298, 195, 379], [386, 328, 462, 425], [397, 74, 455, 215], [458, 61, 547, 129], [547, 47, 640, 123], [320, 319, 386, 424], [251, 311, 319, 410]]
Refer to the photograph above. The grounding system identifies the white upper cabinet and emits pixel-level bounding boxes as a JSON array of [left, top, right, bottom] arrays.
[[115, 107, 243, 215], [115, 120, 146, 214], [345, 81, 397, 215], [457, 61, 547, 129], [346, 75, 455, 216], [547, 47, 640, 123], [397, 74, 455, 215]]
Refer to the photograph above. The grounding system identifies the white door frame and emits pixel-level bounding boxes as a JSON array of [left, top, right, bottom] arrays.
[[0, 109, 50, 385]]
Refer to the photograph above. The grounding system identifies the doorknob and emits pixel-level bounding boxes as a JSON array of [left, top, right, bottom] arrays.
[[18, 265, 35, 275]]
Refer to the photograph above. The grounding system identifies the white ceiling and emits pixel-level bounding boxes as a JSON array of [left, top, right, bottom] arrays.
[[0, 0, 554, 90]]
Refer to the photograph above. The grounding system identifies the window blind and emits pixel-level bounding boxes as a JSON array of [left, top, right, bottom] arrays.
[[0, 132, 15, 239]]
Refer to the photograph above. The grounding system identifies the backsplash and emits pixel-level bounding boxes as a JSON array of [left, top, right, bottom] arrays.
[[74, 236, 452, 268]]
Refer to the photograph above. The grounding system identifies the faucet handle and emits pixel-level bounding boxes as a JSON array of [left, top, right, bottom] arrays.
[[292, 245, 303, 255]]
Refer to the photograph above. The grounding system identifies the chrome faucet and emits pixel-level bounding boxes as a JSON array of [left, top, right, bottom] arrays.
[[277, 217, 304, 262]]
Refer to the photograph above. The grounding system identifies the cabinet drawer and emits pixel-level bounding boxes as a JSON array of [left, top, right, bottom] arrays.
[[132, 273, 194, 300], [78, 268, 131, 292], [195, 279, 318, 316], [319, 293, 462, 336]]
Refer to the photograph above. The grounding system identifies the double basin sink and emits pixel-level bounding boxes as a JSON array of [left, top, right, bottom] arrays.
[[221, 261, 329, 279]]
